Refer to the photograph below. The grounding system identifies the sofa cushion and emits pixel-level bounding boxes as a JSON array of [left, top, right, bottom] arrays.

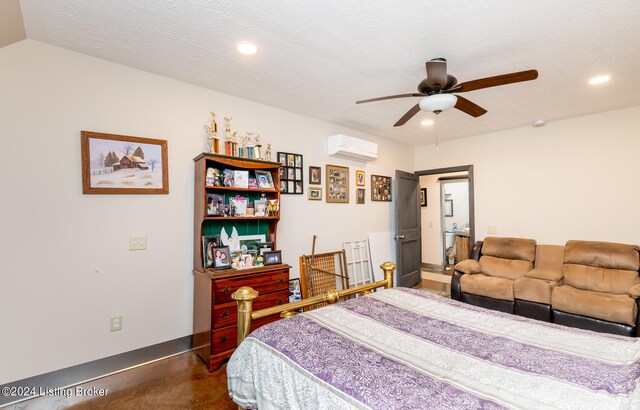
[[552, 285, 638, 326], [480, 255, 533, 280], [514, 277, 558, 305], [454, 259, 481, 274], [564, 240, 639, 271], [460, 273, 514, 301], [562, 264, 640, 295], [482, 237, 536, 262], [525, 268, 563, 282], [534, 244, 565, 271], [629, 284, 640, 299]]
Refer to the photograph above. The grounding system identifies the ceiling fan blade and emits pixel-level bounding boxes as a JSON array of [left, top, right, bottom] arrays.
[[452, 69, 538, 93], [426, 59, 448, 89], [394, 103, 421, 127], [454, 96, 487, 117], [356, 93, 423, 104]]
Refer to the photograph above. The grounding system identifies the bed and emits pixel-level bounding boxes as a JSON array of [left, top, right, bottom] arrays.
[[227, 282, 640, 409]]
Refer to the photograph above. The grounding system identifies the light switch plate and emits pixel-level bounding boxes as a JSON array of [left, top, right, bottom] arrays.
[[487, 226, 497, 234]]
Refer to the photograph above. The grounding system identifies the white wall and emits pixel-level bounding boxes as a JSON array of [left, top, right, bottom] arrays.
[[443, 181, 469, 232], [420, 175, 441, 265], [420, 173, 468, 265], [0, 40, 414, 383], [415, 105, 640, 246]]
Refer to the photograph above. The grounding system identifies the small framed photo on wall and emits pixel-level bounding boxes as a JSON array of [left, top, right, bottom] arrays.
[[420, 188, 427, 207], [356, 188, 365, 204], [308, 187, 322, 200], [309, 166, 321, 185], [356, 170, 365, 186]]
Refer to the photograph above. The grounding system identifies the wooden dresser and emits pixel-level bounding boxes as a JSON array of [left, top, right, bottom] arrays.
[[193, 264, 290, 371]]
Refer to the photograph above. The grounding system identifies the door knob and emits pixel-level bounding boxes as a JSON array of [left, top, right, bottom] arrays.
[[394, 234, 405, 240]]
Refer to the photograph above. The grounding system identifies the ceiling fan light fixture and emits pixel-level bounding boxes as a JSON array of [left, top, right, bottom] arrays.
[[236, 41, 258, 55], [588, 75, 610, 85], [419, 94, 457, 113]]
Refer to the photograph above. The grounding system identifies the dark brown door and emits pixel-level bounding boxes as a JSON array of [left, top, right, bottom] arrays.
[[395, 170, 421, 288]]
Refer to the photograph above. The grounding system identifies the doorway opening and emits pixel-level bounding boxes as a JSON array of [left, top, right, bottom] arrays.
[[416, 165, 474, 277]]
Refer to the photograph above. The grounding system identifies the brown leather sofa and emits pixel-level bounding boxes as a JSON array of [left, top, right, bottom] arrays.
[[452, 237, 537, 315], [452, 237, 640, 336], [551, 240, 640, 337], [513, 244, 564, 321]]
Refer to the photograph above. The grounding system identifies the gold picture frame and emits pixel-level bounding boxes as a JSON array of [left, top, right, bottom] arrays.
[[81, 131, 168, 194], [326, 164, 349, 203], [371, 174, 391, 202]]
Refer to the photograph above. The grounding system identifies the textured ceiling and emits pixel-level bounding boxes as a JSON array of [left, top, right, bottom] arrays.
[[19, 0, 640, 145]]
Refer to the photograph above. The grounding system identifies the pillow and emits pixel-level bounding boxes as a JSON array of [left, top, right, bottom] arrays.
[[455, 259, 481, 274]]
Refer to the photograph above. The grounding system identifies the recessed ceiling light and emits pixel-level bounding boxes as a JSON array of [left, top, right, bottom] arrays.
[[588, 75, 610, 85], [421, 119, 434, 127], [533, 119, 546, 127], [236, 41, 258, 55]]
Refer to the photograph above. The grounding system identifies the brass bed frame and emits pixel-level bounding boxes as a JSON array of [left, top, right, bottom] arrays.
[[232, 261, 396, 345]]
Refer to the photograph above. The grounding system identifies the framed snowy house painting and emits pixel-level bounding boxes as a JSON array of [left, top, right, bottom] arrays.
[[81, 131, 169, 194]]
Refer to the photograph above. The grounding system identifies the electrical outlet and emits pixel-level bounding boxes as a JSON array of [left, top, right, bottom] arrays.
[[488, 226, 498, 234], [129, 236, 147, 251], [110, 316, 122, 332]]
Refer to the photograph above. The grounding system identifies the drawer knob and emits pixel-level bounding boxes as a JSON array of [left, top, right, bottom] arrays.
[[277, 298, 285, 305], [220, 311, 230, 318], [222, 286, 232, 294], [219, 336, 228, 344], [278, 278, 285, 283]]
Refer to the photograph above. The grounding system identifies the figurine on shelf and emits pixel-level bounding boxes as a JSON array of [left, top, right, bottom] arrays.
[[254, 134, 262, 160], [265, 144, 272, 161], [205, 111, 220, 154], [231, 252, 241, 270], [267, 199, 279, 216]]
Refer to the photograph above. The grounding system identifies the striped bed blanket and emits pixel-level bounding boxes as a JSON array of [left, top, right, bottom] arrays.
[[227, 288, 640, 409]]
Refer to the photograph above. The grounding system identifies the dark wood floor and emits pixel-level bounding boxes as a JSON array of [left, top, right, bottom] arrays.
[[10, 281, 448, 409], [8, 353, 236, 410]]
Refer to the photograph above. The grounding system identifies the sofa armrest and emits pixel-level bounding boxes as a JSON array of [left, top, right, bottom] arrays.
[[454, 259, 482, 275], [629, 284, 640, 299], [451, 271, 463, 301], [470, 241, 483, 261], [525, 268, 562, 282]]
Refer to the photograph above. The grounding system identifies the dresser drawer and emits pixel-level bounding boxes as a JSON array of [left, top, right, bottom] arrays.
[[211, 315, 281, 354], [212, 289, 289, 329], [213, 269, 289, 304]]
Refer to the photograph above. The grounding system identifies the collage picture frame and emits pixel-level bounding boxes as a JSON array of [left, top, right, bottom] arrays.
[[326, 164, 349, 203], [277, 151, 304, 194]]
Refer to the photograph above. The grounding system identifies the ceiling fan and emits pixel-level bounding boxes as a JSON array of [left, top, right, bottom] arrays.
[[356, 58, 538, 127]]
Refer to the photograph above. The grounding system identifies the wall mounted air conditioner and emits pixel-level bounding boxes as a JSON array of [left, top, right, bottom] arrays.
[[327, 134, 378, 162]]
